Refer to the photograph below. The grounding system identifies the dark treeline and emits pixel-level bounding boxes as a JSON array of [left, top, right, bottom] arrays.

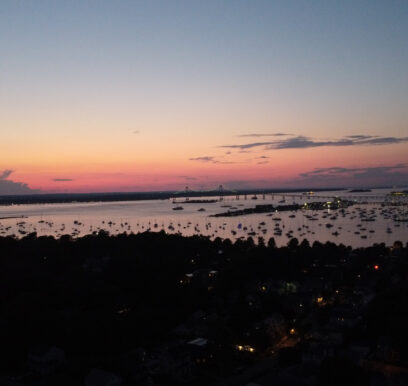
[[0, 232, 407, 385]]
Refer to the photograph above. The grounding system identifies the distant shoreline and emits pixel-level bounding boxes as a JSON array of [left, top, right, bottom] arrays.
[[0, 188, 345, 206], [0, 215, 27, 220]]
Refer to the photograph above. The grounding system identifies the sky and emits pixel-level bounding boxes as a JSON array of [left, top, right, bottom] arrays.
[[1, 0, 408, 194]]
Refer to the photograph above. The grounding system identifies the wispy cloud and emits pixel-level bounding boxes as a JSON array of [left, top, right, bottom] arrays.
[[0, 169, 13, 180], [220, 135, 408, 150], [178, 176, 197, 181], [293, 163, 408, 188], [236, 132, 292, 138], [267, 136, 353, 149], [212, 160, 236, 164], [0, 169, 39, 195], [189, 156, 238, 164], [345, 135, 379, 140], [52, 178, 73, 182], [189, 156, 215, 162], [221, 141, 273, 150], [300, 163, 407, 178]]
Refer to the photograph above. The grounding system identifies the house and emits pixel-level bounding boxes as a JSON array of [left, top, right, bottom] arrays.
[[150, 344, 196, 384], [84, 369, 121, 386], [262, 313, 286, 344], [27, 345, 65, 375], [82, 256, 111, 273], [302, 342, 335, 365], [375, 336, 400, 364], [347, 345, 370, 365]]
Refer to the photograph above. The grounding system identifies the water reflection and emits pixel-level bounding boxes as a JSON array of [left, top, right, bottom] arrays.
[[0, 189, 407, 247]]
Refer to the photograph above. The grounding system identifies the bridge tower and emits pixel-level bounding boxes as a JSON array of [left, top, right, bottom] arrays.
[[219, 184, 224, 201]]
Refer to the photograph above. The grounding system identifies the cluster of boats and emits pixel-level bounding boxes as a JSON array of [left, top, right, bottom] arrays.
[[1, 199, 407, 246]]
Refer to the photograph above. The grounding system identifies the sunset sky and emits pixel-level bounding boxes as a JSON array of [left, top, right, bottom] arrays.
[[1, 0, 408, 194]]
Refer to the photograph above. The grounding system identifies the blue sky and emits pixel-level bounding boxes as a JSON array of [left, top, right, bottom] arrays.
[[1, 1, 407, 193]]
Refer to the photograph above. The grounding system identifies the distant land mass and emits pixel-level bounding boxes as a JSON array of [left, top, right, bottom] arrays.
[[349, 189, 372, 193], [0, 188, 345, 206]]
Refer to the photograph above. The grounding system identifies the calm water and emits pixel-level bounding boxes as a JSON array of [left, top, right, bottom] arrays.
[[1, 189, 407, 247]]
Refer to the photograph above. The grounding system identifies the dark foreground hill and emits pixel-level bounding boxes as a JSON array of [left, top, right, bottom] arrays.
[[0, 231, 407, 385]]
